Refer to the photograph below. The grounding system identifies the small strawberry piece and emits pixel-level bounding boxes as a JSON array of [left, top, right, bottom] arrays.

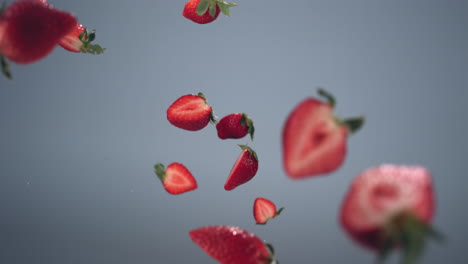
[[253, 197, 284, 225], [216, 113, 255, 140], [224, 145, 259, 191], [0, 0, 77, 64], [182, 0, 237, 24], [340, 165, 443, 264], [189, 225, 278, 264], [282, 88, 364, 179], [154, 162, 197, 195], [58, 23, 105, 54], [167, 92, 216, 131]]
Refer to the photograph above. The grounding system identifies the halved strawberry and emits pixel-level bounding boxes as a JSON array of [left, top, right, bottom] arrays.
[[340, 165, 443, 264], [182, 0, 237, 24], [0, 0, 77, 64], [216, 113, 255, 140], [58, 23, 105, 54], [282, 88, 364, 179], [189, 225, 279, 264], [224, 145, 259, 191], [154, 162, 197, 195], [167, 92, 216, 131], [253, 197, 284, 225]]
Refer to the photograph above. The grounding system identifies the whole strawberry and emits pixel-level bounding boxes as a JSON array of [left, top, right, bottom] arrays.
[[166, 92, 216, 131], [189, 225, 279, 264], [182, 0, 237, 24], [0, 0, 77, 65], [154, 162, 198, 195], [58, 23, 105, 54], [340, 165, 442, 264], [224, 145, 259, 191], [282, 88, 364, 179], [216, 113, 255, 140]]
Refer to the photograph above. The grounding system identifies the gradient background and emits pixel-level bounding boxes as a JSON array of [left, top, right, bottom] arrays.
[[0, 0, 466, 263]]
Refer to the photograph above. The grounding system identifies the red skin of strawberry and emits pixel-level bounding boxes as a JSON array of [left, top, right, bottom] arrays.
[[282, 97, 347, 179], [0, 0, 77, 64], [166, 93, 215, 131], [183, 0, 220, 24], [189, 226, 272, 264], [340, 165, 435, 251], [224, 146, 259, 191], [216, 113, 254, 140], [154, 162, 198, 195]]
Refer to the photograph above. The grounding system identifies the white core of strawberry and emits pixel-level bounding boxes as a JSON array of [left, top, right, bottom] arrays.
[[352, 165, 433, 228]]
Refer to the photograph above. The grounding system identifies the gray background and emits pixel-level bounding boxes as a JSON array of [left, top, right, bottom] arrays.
[[0, 0, 466, 263]]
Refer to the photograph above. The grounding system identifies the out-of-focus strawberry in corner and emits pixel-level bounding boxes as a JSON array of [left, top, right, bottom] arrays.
[[340, 164, 443, 264], [282, 88, 364, 179], [182, 0, 237, 24]]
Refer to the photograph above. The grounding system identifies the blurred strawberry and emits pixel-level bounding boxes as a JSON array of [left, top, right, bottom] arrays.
[[253, 197, 284, 225], [282, 88, 364, 179], [167, 92, 216, 131], [182, 0, 237, 24], [58, 23, 105, 54], [340, 165, 443, 264], [154, 162, 198, 195], [224, 145, 259, 191], [189, 225, 279, 264], [216, 113, 255, 140]]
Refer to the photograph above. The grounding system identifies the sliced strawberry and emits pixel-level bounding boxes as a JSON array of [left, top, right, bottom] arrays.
[[282, 88, 364, 179], [189, 225, 278, 264], [58, 23, 105, 54], [224, 145, 259, 191], [216, 113, 255, 140], [154, 162, 197, 195], [167, 92, 216, 131], [340, 165, 443, 264], [253, 197, 284, 225], [0, 0, 77, 64], [182, 0, 237, 24]]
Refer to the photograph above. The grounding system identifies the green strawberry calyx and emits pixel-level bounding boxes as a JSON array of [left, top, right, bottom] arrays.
[[376, 211, 444, 264], [256, 207, 285, 225], [238, 144, 258, 161], [78, 29, 106, 54], [154, 163, 167, 181], [197, 92, 217, 124], [265, 243, 280, 264], [196, 0, 237, 18], [240, 113, 255, 140], [1, 55, 12, 79]]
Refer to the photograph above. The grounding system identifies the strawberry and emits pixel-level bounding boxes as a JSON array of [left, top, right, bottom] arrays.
[[182, 0, 237, 24], [253, 197, 284, 225], [166, 92, 216, 131], [224, 145, 259, 191], [216, 113, 255, 140], [340, 165, 442, 264], [154, 162, 197, 195], [0, 0, 77, 66], [189, 225, 279, 264], [282, 88, 364, 179], [58, 23, 105, 54]]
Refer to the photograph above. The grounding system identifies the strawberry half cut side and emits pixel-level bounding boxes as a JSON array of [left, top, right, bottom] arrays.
[[154, 162, 198, 195], [167, 92, 217, 131], [189, 225, 279, 264], [254, 197, 284, 225], [58, 23, 105, 54]]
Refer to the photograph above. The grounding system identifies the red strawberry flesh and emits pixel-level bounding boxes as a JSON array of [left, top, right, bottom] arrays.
[[166, 93, 215, 131], [154, 162, 197, 195], [254, 197, 283, 225]]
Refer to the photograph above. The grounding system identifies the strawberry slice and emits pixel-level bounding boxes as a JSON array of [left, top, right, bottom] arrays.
[[224, 145, 259, 191], [0, 0, 77, 65], [216, 113, 255, 140], [167, 92, 216, 131], [182, 0, 237, 25], [154, 162, 197, 195], [340, 165, 443, 264], [189, 225, 279, 264], [282, 88, 364, 179], [58, 23, 105, 54], [253, 197, 284, 225]]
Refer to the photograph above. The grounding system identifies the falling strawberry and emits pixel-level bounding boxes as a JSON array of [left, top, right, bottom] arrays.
[[189, 225, 279, 264], [340, 165, 443, 264], [0, 0, 77, 78], [224, 145, 259, 191], [253, 197, 284, 225], [282, 88, 364, 179], [216, 113, 255, 140], [58, 23, 105, 54], [154, 162, 198, 195], [182, 0, 237, 24], [167, 92, 216, 131]]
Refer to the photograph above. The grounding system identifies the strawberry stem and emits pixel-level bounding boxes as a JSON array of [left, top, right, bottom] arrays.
[[154, 163, 166, 181], [238, 144, 258, 161], [342, 116, 365, 135], [1, 56, 12, 80], [240, 113, 255, 140], [317, 88, 336, 108]]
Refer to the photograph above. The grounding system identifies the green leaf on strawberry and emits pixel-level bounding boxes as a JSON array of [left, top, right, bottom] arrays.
[[209, 0, 217, 18], [78, 29, 106, 54], [196, 0, 210, 16], [1, 56, 12, 79], [217, 0, 237, 16]]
